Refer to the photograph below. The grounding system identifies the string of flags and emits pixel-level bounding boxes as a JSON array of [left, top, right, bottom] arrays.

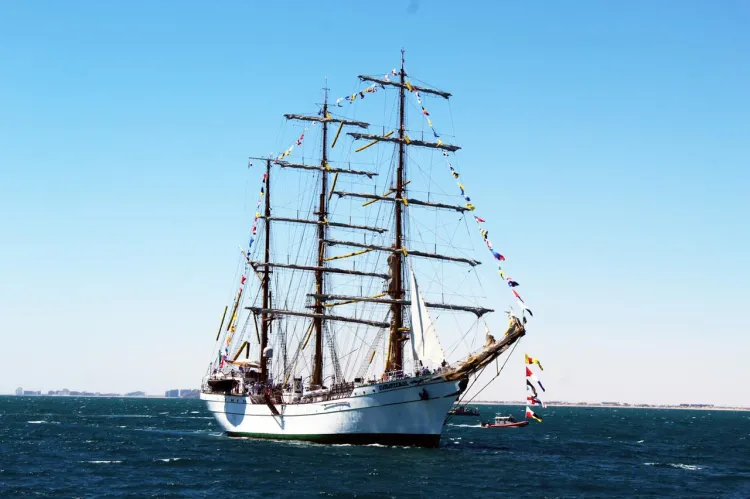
[[222, 272, 248, 363], [272, 70, 394, 163], [401, 73, 532, 318], [525, 353, 546, 423], [276, 72, 394, 161], [273, 71, 400, 161], [221, 170, 270, 362], [410, 84, 440, 140], [240, 172, 268, 264], [334, 69, 398, 106], [275, 123, 318, 162], [337, 82, 380, 106]]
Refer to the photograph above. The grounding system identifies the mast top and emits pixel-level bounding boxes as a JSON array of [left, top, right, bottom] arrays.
[[358, 52, 451, 99]]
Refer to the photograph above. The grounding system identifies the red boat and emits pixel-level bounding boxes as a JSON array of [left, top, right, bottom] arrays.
[[481, 414, 529, 428]]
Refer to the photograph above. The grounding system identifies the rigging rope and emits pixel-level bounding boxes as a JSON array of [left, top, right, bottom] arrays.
[[445, 338, 522, 425]]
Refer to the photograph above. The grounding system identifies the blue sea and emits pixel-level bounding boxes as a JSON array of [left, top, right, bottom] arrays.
[[1, 396, 748, 498]]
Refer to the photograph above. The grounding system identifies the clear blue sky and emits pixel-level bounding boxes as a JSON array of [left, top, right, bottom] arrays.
[[1, 1, 748, 405]]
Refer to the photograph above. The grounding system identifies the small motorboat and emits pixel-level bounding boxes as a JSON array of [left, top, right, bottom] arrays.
[[448, 405, 480, 416], [481, 414, 529, 428]]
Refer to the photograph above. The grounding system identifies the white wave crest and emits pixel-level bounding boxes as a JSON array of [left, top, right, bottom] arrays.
[[644, 462, 702, 470]]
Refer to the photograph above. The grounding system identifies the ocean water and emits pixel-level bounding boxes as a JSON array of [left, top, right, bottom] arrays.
[[0, 397, 748, 498]]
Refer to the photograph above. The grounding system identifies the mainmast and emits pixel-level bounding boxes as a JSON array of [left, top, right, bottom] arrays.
[[311, 88, 329, 387], [386, 51, 407, 373]]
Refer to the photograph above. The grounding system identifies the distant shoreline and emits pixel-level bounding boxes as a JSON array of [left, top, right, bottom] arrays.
[[5, 394, 747, 411], [2, 394, 198, 400], [470, 401, 749, 411]]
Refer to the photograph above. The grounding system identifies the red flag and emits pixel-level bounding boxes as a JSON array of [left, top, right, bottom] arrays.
[[475, 216, 486, 223], [526, 366, 533, 377], [240, 275, 247, 285]]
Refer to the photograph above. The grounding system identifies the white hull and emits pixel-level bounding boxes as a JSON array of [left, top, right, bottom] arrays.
[[201, 376, 466, 447]]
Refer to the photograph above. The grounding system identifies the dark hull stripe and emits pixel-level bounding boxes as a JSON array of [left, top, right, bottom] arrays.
[[226, 431, 442, 448]]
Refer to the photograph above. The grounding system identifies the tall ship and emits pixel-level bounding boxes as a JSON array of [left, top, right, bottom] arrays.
[[201, 53, 532, 447]]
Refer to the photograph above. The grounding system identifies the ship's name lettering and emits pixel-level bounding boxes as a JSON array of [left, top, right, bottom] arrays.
[[378, 380, 409, 391]]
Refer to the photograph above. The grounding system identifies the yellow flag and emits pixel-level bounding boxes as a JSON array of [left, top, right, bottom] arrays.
[[406, 81, 414, 92]]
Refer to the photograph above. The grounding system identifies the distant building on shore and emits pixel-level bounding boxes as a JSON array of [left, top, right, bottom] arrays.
[[179, 389, 200, 399], [41, 389, 123, 397], [164, 389, 200, 399], [15, 387, 23, 396]]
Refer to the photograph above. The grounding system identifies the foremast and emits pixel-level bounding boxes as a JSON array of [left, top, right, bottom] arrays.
[[245, 156, 274, 383], [261, 157, 272, 382]]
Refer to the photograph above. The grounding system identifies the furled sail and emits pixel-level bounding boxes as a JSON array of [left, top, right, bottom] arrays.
[[408, 263, 446, 369]]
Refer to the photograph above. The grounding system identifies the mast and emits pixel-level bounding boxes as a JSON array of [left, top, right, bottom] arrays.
[[386, 50, 407, 374], [260, 158, 271, 382], [270, 99, 369, 386], [343, 53, 455, 376], [311, 87, 329, 387]]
